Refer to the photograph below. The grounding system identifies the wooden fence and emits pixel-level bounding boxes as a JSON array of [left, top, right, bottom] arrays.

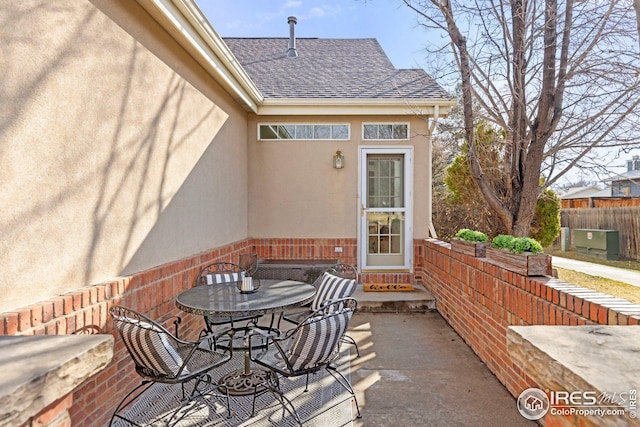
[[561, 207, 640, 260], [561, 197, 640, 209]]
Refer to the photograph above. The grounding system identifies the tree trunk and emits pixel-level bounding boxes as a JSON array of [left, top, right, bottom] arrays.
[[512, 0, 562, 237], [436, 0, 516, 233], [635, 0, 640, 50], [508, 0, 529, 236]]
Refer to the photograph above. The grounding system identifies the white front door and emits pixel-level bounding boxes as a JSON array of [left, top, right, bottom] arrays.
[[359, 147, 413, 271]]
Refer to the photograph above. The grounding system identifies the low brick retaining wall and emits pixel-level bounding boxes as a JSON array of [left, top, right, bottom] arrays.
[[6, 236, 637, 426], [0, 240, 255, 427], [0, 237, 356, 426], [417, 238, 640, 425]]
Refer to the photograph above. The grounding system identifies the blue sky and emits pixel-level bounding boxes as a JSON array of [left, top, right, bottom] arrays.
[[197, 0, 436, 70]]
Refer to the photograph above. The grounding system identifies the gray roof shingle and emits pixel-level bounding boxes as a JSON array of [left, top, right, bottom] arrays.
[[223, 38, 451, 100]]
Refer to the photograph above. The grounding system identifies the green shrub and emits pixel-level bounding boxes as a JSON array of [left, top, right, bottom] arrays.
[[512, 237, 544, 254], [491, 234, 515, 250], [530, 188, 561, 248], [492, 235, 544, 254], [454, 229, 488, 242]]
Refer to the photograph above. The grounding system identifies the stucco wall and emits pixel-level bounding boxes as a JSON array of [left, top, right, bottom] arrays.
[[247, 115, 432, 239], [0, 0, 249, 312]]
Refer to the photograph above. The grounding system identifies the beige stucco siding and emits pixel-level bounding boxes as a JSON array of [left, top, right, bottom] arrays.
[[247, 115, 432, 239], [0, 0, 248, 312]]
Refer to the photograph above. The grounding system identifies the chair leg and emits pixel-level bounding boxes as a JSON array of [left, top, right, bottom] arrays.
[[109, 381, 155, 426], [252, 372, 302, 426], [191, 373, 233, 419], [326, 365, 362, 419], [219, 383, 232, 419], [341, 334, 360, 357], [276, 311, 285, 330], [262, 372, 302, 427]]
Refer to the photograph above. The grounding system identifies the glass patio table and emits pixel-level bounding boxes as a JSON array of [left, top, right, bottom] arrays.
[[175, 279, 316, 395]]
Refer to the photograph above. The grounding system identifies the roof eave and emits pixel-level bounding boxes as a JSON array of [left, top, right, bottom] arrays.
[[134, 0, 455, 117], [136, 0, 263, 113], [258, 98, 456, 116]]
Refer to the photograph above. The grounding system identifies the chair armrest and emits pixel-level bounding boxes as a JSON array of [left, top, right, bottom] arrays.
[[248, 326, 280, 340], [279, 307, 310, 328], [158, 314, 182, 337], [247, 327, 281, 359], [197, 331, 232, 355]]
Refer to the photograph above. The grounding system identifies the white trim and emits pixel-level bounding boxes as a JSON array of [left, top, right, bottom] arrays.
[[358, 146, 413, 272], [259, 99, 455, 116], [136, 0, 262, 112]]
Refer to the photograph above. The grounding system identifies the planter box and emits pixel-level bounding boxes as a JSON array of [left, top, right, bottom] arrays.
[[255, 259, 337, 283], [485, 247, 551, 276], [450, 239, 490, 257]]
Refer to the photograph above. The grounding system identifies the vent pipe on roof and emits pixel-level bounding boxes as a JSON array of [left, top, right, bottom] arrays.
[[287, 16, 298, 58]]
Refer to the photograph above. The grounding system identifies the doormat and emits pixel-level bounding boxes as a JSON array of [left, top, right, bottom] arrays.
[[364, 283, 414, 292]]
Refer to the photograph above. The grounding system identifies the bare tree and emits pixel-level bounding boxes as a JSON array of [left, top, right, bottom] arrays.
[[402, 0, 640, 236]]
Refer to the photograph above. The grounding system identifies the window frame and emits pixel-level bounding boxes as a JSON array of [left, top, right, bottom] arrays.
[[362, 123, 410, 141], [258, 123, 351, 141]]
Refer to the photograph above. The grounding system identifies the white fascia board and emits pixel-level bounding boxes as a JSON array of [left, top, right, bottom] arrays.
[[258, 98, 456, 116], [136, 0, 262, 112]]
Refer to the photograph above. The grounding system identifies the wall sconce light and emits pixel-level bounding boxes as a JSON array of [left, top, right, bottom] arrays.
[[333, 150, 344, 169]]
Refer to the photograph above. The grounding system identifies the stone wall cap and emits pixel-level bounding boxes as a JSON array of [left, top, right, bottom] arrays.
[[0, 334, 114, 427], [508, 325, 640, 425]]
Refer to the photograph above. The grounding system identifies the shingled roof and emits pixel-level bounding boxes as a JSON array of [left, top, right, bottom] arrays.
[[223, 37, 451, 100]]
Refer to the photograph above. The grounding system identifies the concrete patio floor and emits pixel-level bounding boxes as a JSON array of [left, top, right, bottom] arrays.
[[348, 311, 536, 427], [113, 285, 537, 426]]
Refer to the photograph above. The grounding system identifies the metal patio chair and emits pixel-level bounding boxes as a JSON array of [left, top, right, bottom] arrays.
[[279, 263, 360, 356], [238, 253, 259, 277], [196, 261, 258, 337], [109, 306, 232, 426], [248, 298, 361, 425]]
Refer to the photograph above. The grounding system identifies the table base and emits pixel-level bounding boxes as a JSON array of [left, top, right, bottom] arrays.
[[219, 369, 270, 396]]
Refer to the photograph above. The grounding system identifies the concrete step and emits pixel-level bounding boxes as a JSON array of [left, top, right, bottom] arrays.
[[353, 283, 436, 313]]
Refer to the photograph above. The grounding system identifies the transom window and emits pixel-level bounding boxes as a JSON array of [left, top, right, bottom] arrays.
[[363, 123, 409, 140], [259, 124, 350, 140]]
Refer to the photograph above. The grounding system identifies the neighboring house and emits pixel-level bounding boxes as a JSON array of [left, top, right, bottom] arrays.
[[558, 185, 609, 199], [0, 0, 453, 313], [603, 155, 640, 197], [557, 186, 610, 208]]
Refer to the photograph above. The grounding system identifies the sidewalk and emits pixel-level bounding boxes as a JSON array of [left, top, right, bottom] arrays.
[[552, 256, 640, 287]]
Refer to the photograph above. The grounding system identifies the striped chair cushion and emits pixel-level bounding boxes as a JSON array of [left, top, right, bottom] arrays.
[[204, 272, 245, 285], [310, 273, 356, 310], [115, 318, 186, 377], [287, 309, 352, 371]]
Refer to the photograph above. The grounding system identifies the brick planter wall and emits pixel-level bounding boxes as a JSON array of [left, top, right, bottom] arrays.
[[252, 237, 357, 262], [417, 238, 640, 400], [251, 237, 418, 285]]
